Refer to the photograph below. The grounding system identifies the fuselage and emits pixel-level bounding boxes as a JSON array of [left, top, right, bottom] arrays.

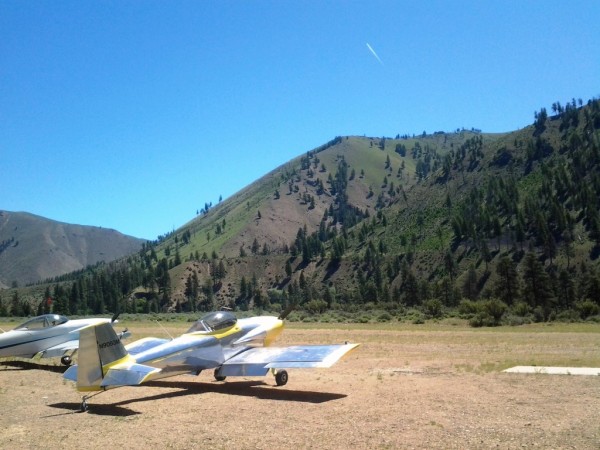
[[123, 315, 284, 379], [0, 315, 111, 359]]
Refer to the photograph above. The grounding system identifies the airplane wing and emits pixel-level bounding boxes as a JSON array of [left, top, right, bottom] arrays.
[[218, 344, 359, 377], [37, 340, 79, 358]]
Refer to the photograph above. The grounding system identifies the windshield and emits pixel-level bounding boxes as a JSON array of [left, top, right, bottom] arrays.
[[186, 311, 237, 333], [14, 314, 68, 330]]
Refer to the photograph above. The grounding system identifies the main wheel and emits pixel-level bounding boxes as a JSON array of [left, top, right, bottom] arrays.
[[80, 399, 88, 412], [61, 355, 72, 366], [214, 368, 226, 382], [275, 370, 288, 386]]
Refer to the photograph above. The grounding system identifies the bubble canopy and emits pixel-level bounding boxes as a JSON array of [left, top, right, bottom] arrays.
[[14, 314, 68, 330], [186, 311, 237, 333]]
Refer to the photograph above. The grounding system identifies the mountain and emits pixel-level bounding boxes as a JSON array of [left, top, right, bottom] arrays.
[[5, 97, 600, 323], [0, 211, 144, 287]]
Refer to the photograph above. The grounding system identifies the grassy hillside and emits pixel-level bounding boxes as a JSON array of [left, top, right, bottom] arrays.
[[3, 98, 600, 325]]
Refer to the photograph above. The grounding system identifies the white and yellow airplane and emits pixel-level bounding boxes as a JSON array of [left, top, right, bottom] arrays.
[[64, 310, 359, 411]]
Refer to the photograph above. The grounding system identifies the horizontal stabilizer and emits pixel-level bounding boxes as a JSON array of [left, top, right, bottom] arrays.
[[219, 343, 359, 377], [101, 363, 161, 386], [63, 365, 78, 381]]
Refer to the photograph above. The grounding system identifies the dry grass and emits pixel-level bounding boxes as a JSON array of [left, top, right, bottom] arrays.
[[1, 322, 600, 449]]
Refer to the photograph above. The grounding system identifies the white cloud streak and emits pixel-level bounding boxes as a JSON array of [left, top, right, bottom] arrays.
[[366, 42, 383, 65]]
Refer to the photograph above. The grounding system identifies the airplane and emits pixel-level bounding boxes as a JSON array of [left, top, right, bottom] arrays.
[[64, 309, 359, 411], [0, 313, 130, 366]]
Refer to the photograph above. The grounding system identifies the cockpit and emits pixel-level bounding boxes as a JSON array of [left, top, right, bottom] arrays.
[[14, 314, 68, 331], [186, 311, 237, 333]]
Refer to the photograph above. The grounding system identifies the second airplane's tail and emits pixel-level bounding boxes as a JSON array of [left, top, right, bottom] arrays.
[[64, 322, 159, 392]]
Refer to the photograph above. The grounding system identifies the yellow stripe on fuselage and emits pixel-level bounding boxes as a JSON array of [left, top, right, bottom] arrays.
[[184, 324, 242, 340], [138, 324, 243, 366], [265, 321, 284, 346]]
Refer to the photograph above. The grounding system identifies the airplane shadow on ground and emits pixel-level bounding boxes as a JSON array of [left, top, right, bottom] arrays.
[[0, 360, 67, 373], [47, 380, 348, 417]]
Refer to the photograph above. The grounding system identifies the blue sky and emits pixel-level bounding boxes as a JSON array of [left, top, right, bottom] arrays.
[[1, 1, 599, 240]]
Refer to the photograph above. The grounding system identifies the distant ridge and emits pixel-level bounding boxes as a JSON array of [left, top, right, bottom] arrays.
[[0, 210, 144, 287]]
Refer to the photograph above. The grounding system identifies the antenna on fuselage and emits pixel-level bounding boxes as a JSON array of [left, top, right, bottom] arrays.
[[155, 320, 174, 340]]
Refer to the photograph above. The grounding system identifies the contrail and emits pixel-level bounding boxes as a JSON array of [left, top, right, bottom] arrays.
[[366, 42, 383, 65]]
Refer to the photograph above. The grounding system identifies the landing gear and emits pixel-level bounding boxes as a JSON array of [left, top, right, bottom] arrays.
[[214, 368, 226, 382], [61, 355, 72, 366], [79, 390, 103, 412], [274, 369, 288, 386]]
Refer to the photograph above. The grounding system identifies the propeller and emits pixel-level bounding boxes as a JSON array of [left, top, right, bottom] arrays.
[[111, 312, 120, 323], [278, 303, 296, 320]]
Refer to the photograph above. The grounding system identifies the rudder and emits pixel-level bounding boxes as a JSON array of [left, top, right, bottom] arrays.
[[71, 322, 129, 391]]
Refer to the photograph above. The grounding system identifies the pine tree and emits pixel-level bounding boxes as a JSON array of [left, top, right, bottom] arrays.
[[494, 257, 519, 305], [521, 252, 555, 319], [251, 238, 260, 255]]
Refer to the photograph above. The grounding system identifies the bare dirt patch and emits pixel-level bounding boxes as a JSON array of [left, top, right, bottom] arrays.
[[1, 324, 599, 449]]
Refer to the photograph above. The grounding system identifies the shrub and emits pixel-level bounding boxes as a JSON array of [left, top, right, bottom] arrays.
[[423, 298, 444, 318], [533, 306, 545, 323], [412, 316, 425, 324], [467, 299, 507, 327], [483, 298, 507, 323], [469, 312, 493, 327], [503, 314, 531, 326], [377, 311, 392, 322], [304, 299, 328, 314], [576, 300, 600, 319], [458, 299, 479, 318], [363, 302, 377, 311], [555, 309, 581, 322], [511, 301, 530, 317]]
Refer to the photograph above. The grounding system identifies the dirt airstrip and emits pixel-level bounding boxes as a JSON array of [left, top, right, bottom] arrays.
[[1, 323, 599, 449]]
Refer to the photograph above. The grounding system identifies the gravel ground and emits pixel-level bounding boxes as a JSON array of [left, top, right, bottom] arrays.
[[1, 326, 599, 449]]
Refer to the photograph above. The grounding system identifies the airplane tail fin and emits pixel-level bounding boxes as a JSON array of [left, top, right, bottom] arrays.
[[64, 322, 129, 391], [64, 322, 160, 391]]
